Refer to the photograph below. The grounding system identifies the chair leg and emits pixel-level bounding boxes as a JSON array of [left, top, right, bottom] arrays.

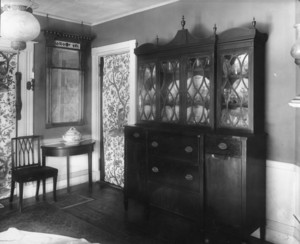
[[10, 180, 15, 202], [36, 180, 40, 200], [42, 179, 46, 200], [53, 175, 57, 202], [19, 182, 23, 212]]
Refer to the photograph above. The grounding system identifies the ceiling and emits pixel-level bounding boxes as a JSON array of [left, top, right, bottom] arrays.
[[34, 0, 179, 26]]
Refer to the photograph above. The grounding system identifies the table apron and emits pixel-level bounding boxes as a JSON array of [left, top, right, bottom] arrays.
[[42, 146, 94, 157]]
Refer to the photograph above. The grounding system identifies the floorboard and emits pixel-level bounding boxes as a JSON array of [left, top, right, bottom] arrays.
[[0, 182, 273, 244]]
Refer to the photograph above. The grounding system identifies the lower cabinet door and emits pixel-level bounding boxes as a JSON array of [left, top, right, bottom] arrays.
[[205, 153, 242, 231], [124, 126, 147, 203], [148, 181, 202, 220]]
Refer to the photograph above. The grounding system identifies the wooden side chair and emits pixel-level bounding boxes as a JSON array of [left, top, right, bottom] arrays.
[[10, 135, 58, 212]]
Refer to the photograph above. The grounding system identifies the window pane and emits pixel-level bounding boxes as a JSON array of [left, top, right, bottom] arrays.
[[220, 52, 249, 129], [51, 48, 80, 69], [50, 69, 82, 123]]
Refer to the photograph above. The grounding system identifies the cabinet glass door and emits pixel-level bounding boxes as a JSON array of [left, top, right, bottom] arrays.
[[219, 52, 249, 129], [138, 62, 157, 121], [159, 59, 180, 123], [185, 56, 211, 126]]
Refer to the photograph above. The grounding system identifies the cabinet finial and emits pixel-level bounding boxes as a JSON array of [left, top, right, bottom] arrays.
[[181, 16, 186, 29], [213, 24, 217, 35], [252, 17, 256, 28]]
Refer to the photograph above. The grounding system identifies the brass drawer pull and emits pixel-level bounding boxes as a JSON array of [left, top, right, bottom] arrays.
[[133, 132, 140, 138], [185, 146, 193, 153], [211, 154, 230, 160], [151, 141, 159, 147], [218, 142, 228, 150], [185, 174, 193, 181], [152, 166, 159, 173]]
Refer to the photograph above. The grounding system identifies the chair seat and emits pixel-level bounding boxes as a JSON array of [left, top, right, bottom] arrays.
[[12, 166, 58, 182]]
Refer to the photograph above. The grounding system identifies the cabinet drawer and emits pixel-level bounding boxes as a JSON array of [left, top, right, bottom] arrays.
[[148, 158, 200, 192], [124, 126, 146, 141], [148, 132, 199, 161], [205, 136, 241, 157]]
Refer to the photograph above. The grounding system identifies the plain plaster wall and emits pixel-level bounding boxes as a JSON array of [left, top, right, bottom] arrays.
[[91, 0, 297, 165]]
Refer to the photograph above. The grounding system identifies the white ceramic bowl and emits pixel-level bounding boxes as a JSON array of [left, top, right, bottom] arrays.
[[62, 127, 82, 145]]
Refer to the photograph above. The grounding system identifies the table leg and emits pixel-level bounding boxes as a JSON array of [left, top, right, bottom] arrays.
[[88, 152, 92, 192], [42, 179, 46, 200], [42, 154, 46, 199], [67, 155, 70, 193]]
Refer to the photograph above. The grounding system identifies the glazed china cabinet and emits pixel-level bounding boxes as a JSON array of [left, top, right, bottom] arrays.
[[124, 18, 267, 243]]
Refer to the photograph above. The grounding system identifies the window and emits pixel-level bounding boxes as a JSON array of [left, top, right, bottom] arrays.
[[44, 31, 91, 128]]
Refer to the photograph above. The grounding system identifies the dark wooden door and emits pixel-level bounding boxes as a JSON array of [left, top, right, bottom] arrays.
[[124, 126, 147, 208], [205, 154, 242, 230]]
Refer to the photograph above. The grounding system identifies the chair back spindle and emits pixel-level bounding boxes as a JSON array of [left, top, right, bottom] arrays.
[[11, 136, 41, 169]]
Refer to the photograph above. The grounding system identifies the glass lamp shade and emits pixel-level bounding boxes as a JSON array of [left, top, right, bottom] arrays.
[[291, 24, 300, 65], [1, 10, 40, 42], [0, 0, 40, 50]]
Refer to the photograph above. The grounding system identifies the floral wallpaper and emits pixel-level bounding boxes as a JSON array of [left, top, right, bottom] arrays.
[[0, 51, 17, 199], [102, 52, 130, 187]]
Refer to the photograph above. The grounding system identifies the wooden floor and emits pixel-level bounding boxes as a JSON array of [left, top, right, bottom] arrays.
[[0, 182, 273, 244]]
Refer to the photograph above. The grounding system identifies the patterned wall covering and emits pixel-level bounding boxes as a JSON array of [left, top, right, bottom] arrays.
[[0, 51, 17, 199], [102, 52, 130, 187]]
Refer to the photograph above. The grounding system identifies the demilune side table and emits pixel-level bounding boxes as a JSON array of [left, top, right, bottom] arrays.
[[41, 139, 95, 193]]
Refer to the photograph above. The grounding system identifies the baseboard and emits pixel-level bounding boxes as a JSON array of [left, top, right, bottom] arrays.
[[294, 226, 300, 244], [294, 164, 300, 243], [251, 220, 298, 244], [15, 169, 100, 199], [263, 160, 300, 244], [267, 220, 296, 244]]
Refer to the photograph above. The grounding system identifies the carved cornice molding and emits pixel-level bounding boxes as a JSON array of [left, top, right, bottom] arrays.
[[43, 29, 94, 41]]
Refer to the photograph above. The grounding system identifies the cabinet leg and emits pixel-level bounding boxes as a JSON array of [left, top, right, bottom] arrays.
[[259, 225, 266, 241], [36, 180, 40, 200], [124, 198, 128, 211], [10, 180, 15, 202], [204, 237, 210, 244]]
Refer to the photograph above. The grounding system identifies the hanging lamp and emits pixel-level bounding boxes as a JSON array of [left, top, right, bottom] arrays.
[[0, 0, 40, 51], [0, 0, 40, 129]]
